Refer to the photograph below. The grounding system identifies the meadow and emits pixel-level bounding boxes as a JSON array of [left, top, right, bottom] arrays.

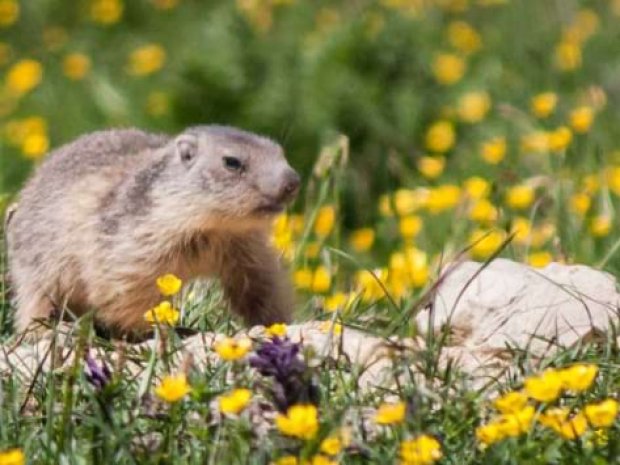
[[0, 0, 620, 463]]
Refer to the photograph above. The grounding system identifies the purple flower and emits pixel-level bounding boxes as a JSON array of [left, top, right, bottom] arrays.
[[250, 337, 319, 411], [84, 352, 112, 391]]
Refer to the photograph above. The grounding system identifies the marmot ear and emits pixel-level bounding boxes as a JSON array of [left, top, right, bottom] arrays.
[[175, 134, 198, 167]]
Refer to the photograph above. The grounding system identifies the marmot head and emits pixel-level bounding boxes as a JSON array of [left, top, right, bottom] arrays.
[[161, 125, 300, 229]]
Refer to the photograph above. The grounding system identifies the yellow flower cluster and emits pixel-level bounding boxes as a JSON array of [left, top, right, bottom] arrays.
[[144, 301, 180, 326], [275, 404, 319, 440], [127, 44, 166, 76], [400, 435, 442, 465], [4, 116, 49, 159]]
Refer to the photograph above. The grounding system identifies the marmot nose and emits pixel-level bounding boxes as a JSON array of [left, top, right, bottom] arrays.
[[279, 169, 301, 202]]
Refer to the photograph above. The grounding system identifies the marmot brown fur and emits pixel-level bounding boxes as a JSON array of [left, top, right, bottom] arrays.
[[6, 126, 300, 335]]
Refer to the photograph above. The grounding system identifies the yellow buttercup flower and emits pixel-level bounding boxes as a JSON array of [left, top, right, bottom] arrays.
[[314, 205, 336, 237], [144, 301, 180, 325], [493, 391, 528, 414], [553, 412, 588, 440], [457, 91, 491, 123], [0, 0, 19, 27], [394, 188, 429, 215], [555, 41, 582, 71], [127, 44, 166, 76], [476, 422, 503, 446], [349, 228, 375, 252], [590, 215, 612, 237], [521, 131, 550, 153], [606, 166, 620, 196], [308, 455, 336, 465], [312, 266, 332, 294], [558, 364, 598, 392], [90, 0, 124, 25], [481, 137, 506, 164], [294, 268, 313, 290], [432, 53, 466, 85], [6, 59, 43, 95], [375, 401, 406, 425], [21, 132, 49, 159], [524, 370, 563, 403], [446, 21, 481, 54], [426, 185, 461, 214], [425, 120, 455, 153], [469, 229, 505, 260], [323, 292, 353, 313], [569, 106, 595, 133], [275, 404, 319, 440], [218, 388, 252, 415], [0, 448, 24, 465], [399, 215, 423, 239], [155, 373, 191, 403], [417, 155, 445, 179], [570, 192, 591, 216], [505, 185, 535, 210], [496, 405, 535, 437], [468, 199, 498, 224], [464, 176, 490, 199], [214, 337, 252, 361], [156, 273, 183, 296], [319, 435, 342, 456], [511, 217, 531, 245], [584, 399, 618, 428], [63, 53, 92, 81], [355, 268, 388, 302], [265, 323, 288, 338], [527, 251, 552, 268], [530, 92, 558, 118], [400, 435, 442, 465], [548, 126, 572, 152], [273, 457, 298, 465]]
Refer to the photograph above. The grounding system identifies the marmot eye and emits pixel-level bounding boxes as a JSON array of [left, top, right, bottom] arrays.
[[223, 156, 243, 171]]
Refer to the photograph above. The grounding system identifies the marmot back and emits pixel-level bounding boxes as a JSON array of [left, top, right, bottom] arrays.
[[7, 125, 300, 335]]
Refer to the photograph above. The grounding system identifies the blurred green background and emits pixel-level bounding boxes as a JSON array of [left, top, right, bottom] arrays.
[[2, 0, 620, 276]]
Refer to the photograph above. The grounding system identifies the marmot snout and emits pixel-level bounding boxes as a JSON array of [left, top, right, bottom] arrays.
[[7, 125, 299, 335]]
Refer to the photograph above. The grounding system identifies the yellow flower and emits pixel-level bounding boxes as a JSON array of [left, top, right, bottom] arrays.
[[265, 323, 288, 338], [417, 155, 445, 179], [63, 53, 91, 81], [559, 364, 598, 392], [457, 91, 491, 123], [319, 321, 342, 335], [294, 268, 313, 290], [0, 448, 25, 465], [554, 412, 588, 440], [606, 166, 620, 196], [355, 268, 388, 302], [399, 215, 423, 239], [0, 0, 19, 27], [218, 388, 252, 415], [521, 131, 550, 153], [476, 422, 503, 446], [320, 435, 342, 456], [425, 120, 455, 153], [375, 401, 406, 425], [530, 92, 558, 118], [469, 229, 505, 260], [464, 176, 490, 199], [21, 132, 49, 159], [156, 273, 183, 296], [590, 215, 612, 237], [480, 137, 507, 164], [555, 41, 582, 71], [505, 185, 535, 210], [570, 192, 591, 216], [468, 199, 498, 224], [275, 404, 319, 440], [569, 106, 595, 134], [314, 205, 336, 237], [144, 301, 180, 326], [303, 242, 321, 259], [394, 188, 429, 215], [432, 53, 466, 85], [308, 455, 336, 465], [548, 126, 573, 152], [146, 90, 171, 117], [214, 337, 252, 361], [511, 217, 531, 245], [6, 59, 43, 95], [127, 44, 166, 76], [349, 228, 375, 252], [446, 21, 481, 55], [494, 391, 528, 414], [155, 373, 191, 403], [496, 405, 535, 437], [90, 0, 124, 25], [312, 266, 332, 294], [426, 185, 461, 214], [323, 292, 353, 313], [151, 0, 180, 9], [400, 435, 442, 465], [527, 251, 552, 268], [273, 457, 298, 465], [524, 370, 563, 403], [584, 399, 618, 428]]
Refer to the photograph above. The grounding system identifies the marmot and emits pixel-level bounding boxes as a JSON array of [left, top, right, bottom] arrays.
[[6, 126, 300, 335]]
